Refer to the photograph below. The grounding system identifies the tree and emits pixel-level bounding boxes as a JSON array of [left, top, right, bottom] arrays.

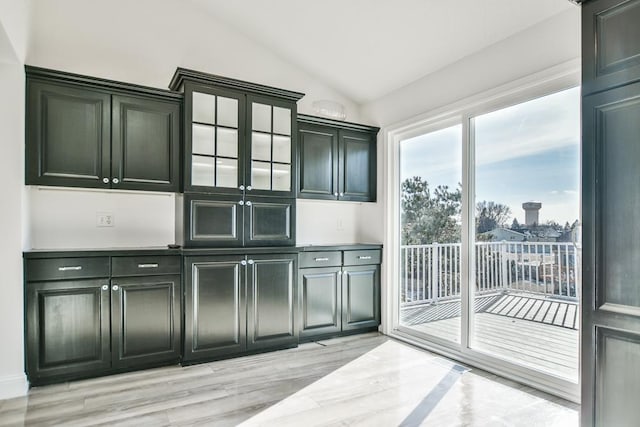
[[476, 201, 511, 233], [511, 218, 521, 230], [401, 176, 461, 245]]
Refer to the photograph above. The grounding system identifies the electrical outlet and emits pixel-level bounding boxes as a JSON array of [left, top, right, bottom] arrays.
[[96, 212, 114, 227]]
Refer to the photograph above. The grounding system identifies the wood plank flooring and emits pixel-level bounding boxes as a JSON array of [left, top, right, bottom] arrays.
[[0, 333, 578, 426]]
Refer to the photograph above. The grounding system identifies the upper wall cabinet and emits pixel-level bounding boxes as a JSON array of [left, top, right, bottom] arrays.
[[297, 114, 379, 202], [170, 69, 303, 198], [26, 67, 182, 192], [582, 0, 640, 96]]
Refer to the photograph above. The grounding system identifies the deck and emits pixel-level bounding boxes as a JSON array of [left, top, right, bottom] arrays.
[[400, 293, 579, 381]]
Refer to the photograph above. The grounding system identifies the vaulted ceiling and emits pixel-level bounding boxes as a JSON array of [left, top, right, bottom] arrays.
[[190, 0, 576, 104]]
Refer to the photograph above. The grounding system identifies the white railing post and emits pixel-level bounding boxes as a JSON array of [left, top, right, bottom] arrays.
[[431, 242, 439, 303], [500, 241, 508, 293]]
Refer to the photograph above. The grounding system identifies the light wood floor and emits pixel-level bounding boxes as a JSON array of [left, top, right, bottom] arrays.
[[0, 333, 578, 426]]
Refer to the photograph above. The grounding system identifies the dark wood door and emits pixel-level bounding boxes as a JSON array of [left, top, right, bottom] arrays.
[[244, 196, 295, 247], [111, 95, 180, 192], [26, 279, 111, 383], [338, 129, 376, 202], [298, 267, 342, 338], [341, 265, 380, 331], [247, 254, 298, 350], [182, 193, 244, 248], [297, 123, 339, 200], [26, 80, 111, 188], [582, 2, 640, 426], [110, 275, 181, 369], [183, 256, 246, 361]]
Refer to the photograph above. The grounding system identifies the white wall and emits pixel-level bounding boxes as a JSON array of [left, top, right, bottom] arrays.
[[0, 6, 29, 397]]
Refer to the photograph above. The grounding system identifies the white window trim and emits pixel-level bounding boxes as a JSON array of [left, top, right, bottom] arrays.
[[381, 58, 581, 403]]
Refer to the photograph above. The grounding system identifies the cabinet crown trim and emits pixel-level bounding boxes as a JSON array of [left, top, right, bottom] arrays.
[[169, 68, 305, 101], [297, 114, 380, 133], [25, 66, 183, 101]]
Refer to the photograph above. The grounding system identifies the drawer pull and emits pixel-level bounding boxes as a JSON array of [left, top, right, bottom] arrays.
[[358, 256, 372, 260], [137, 263, 159, 269], [58, 266, 82, 271], [314, 257, 330, 262]]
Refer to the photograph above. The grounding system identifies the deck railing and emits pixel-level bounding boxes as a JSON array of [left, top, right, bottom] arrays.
[[401, 241, 580, 305]]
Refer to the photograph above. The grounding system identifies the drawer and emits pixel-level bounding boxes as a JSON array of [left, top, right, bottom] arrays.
[[299, 251, 342, 268], [343, 249, 381, 266], [26, 257, 110, 282], [111, 256, 181, 277]]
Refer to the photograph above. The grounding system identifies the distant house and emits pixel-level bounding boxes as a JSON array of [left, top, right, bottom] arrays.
[[479, 228, 526, 242]]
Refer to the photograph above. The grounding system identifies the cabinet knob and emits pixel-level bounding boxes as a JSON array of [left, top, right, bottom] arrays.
[[112, 285, 119, 291], [334, 192, 338, 197], [246, 186, 252, 191], [240, 260, 247, 266], [101, 285, 109, 291], [247, 259, 255, 265], [238, 200, 244, 206], [112, 178, 119, 184], [102, 178, 109, 184], [339, 192, 344, 197], [246, 201, 252, 207], [239, 185, 245, 191]]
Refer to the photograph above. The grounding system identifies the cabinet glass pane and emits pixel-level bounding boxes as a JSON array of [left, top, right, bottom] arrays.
[[192, 92, 215, 124], [272, 163, 291, 191], [252, 132, 271, 161], [217, 96, 238, 128], [273, 106, 291, 135], [252, 161, 271, 190], [252, 103, 271, 132], [192, 124, 215, 155], [192, 155, 215, 186], [217, 128, 238, 158], [216, 158, 238, 188], [272, 135, 291, 163]]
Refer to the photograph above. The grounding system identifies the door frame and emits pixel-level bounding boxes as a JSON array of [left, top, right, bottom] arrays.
[[381, 59, 582, 402]]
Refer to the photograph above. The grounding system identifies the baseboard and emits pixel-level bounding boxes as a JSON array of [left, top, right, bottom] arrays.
[[0, 373, 28, 400]]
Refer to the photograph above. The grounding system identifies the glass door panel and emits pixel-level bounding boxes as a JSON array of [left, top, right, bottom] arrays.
[[471, 87, 580, 382], [399, 124, 462, 345]]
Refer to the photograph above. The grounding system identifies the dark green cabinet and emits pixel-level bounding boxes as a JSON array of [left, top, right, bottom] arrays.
[[298, 248, 381, 340], [26, 67, 181, 192], [25, 254, 182, 384], [183, 253, 297, 362], [178, 194, 295, 247], [298, 115, 378, 202]]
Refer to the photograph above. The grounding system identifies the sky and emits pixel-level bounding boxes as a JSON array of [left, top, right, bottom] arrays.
[[400, 86, 580, 225]]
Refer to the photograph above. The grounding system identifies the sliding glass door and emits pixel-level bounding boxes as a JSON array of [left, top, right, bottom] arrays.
[[397, 86, 580, 386]]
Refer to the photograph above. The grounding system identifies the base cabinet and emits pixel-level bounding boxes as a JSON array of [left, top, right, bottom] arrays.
[[298, 248, 381, 340], [25, 255, 182, 384], [184, 253, 297, 363]]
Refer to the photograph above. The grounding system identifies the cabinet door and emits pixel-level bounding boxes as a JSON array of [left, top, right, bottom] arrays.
[[111, 95, 180, 192], [247, 254, 298, 350], [299, 267, 342, 338], [184, 256, 246, 361], [244, 196, 295, 247], [26, 80, 111, 188], [297, 123, 339, 200], [338, 129, 377, 202], [246, 95, 296, 198], [342, 265, 380, 331], [26, 279, 111, 383], [185, 83, 245, 194], [183, 193, 244, 248], [110, 275, 181, 369]]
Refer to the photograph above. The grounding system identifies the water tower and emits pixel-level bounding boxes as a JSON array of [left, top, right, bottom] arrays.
[[522, 201, 542, 226]]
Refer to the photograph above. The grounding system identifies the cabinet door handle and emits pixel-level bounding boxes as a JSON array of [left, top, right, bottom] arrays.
[[101, 285, 109, 291], [137, 263, 159, 269], [246, 201, 252, 206], [358, 256, 372, 260], [240, 260, 247, 266], [112, 178, 119, 184], [58, 266, 82, 271], [314, 257, 330, 262], [112, 285, 119, 291], [247, 259, 255, 265], [246, 186, 252, 191], [102, 178, 110, 184]]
